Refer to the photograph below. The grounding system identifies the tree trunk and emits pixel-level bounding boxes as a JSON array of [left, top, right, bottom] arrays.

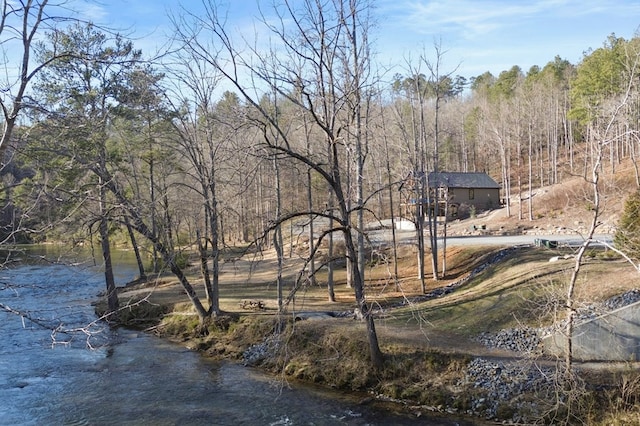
[[441, 188, 448, 277], [326, 142, 336, 302], [98, 176, 118, 317], [196, 228, 216, 316], [327, 223, 335, 302], [302, 94, 317, 287], [350, 7, 366, 290], [149, 155, 160, 273], [416, 197, 426, 292], [273, 156, 284, 312], [431, 85, 440, 282], [416, 173, 426, 293], [343, 215, 384, 369], [125, 217, 146, 281], [329, 129, 383, 367], [565, 127, 602, 378], [167, 256, 210, 321], [428, 192, 439, 281], [344, 146, 353, 290], [307, 167, 317, 286], [207, 178, 221, 315], [528, 123, 534, 221], [380, 104, 400, 288]]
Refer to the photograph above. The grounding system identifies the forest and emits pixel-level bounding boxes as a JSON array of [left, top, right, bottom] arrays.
[[1, 1, 640, 375]]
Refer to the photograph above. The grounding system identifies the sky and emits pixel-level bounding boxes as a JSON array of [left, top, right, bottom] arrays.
[[76, 0, 640, 81]]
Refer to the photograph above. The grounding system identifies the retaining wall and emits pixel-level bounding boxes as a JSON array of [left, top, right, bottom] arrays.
[[543, 301, 640, 361]]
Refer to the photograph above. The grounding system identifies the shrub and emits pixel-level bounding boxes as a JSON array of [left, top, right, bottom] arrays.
[[614, 189, 640, 261]]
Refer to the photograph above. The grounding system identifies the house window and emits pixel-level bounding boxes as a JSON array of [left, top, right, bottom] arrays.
[[469, 188, 475, 200]]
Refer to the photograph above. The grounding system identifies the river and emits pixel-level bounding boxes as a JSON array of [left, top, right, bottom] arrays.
[[0, 246, 477, 425]]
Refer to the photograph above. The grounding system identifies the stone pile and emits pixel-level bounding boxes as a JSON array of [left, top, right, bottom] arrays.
[[475, 327, 541, 353], [461, 358, 555, 422], [242, 336, 280, 366], [603, 288, 640, 311]]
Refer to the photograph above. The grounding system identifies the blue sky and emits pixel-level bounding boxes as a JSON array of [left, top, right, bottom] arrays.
[[78, 0, 639, 80]]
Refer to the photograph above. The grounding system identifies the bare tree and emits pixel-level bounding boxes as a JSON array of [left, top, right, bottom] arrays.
[[172, 0, 384, 368], [392, 43, 460, 286], [422, 41, 460, 280], [0, 1, 88, 256], [0, 0, 80, 164], [161, 49, 232, 316], [376, 90, 401, 288], [392, 68, 428, 292]]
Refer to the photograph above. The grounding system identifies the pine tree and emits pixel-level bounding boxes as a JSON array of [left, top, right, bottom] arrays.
[[614, 189, 640, 260]]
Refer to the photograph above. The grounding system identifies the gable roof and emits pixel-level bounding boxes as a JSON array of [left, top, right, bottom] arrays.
[[427, 172, 500, 189]]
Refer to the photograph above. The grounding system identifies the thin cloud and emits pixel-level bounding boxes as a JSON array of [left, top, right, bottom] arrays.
[[72, 0, 109, 22], [397, 0, 556, 38], [386, 0, 639, 40]]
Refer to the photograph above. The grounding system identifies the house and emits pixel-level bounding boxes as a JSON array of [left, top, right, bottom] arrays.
[[400, 171, 501, 220], [428, 171, 501, 214]]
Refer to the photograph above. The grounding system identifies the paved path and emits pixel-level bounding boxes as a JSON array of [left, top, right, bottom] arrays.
[[434, 233, 613, 247], [369, 228, 613, 248]]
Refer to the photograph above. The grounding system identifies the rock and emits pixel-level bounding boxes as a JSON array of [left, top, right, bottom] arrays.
[[460, 358, 554, 422], [475, 327, 541, 353], [242, 335, 279, 366], [603, 288, 640, 310]]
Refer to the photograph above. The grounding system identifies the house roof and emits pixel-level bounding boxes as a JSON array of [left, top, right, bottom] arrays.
[[427, 172, 501, 189]]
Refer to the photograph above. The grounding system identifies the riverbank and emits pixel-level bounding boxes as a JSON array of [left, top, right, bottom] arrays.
[[5, 248, 473, 425], [98, 241, 640, 425]]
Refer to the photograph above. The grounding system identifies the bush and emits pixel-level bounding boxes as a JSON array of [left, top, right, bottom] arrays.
[[158, 251, 190, 270]]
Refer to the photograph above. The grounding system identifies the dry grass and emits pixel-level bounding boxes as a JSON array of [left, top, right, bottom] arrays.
[[105, 159, 640, 424], [116, 158, 640, 330], [114, 240, 640, 358]]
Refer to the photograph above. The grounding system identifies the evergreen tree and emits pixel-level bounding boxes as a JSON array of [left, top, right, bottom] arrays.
[[614, 189, 640, 261]]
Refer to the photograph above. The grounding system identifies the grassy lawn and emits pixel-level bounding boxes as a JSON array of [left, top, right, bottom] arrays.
[[116, 242, 639, 347]]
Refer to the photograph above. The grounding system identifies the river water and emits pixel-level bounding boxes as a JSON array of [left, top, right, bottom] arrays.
[[0, 246, 476, 425]]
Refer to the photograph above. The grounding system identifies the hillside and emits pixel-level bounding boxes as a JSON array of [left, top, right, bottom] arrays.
[[448, 161, 637, 238]]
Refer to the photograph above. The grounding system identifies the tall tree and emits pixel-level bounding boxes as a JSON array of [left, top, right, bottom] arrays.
[[0, 1, 85, 252], [163, 50, 232, 316], [30, 23, 144, 316], [113, 64, 173, 275], [173, 0, 384, 369], [422, 42, 459, 281], [392, 71, 428, 292], [393, 44, 461, 284], [341, 0, 372, 289]]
